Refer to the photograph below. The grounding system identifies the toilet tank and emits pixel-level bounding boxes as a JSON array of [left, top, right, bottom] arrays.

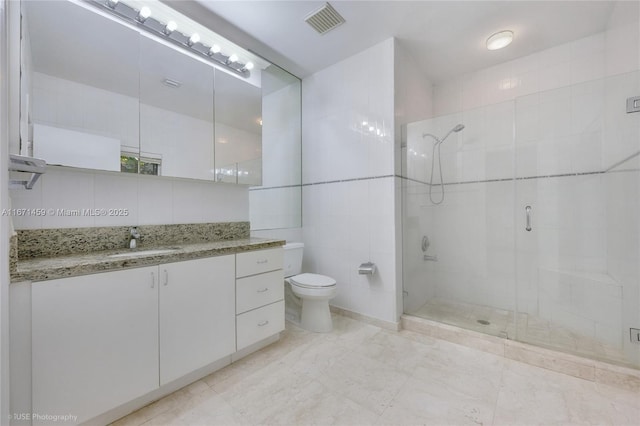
[[283, 242, 304, 278]]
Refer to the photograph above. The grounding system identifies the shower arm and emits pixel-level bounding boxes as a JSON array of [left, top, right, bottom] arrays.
[[422, 133, 442, 144]]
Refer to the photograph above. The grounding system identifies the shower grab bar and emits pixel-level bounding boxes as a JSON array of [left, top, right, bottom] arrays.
[[525, 206, 532, 232]]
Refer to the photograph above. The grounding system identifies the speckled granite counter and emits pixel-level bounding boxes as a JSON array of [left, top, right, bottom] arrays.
[[11, 237, 285, 283]]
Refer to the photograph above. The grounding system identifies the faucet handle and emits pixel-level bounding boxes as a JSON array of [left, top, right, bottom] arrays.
[[130, 226, 141, 238]]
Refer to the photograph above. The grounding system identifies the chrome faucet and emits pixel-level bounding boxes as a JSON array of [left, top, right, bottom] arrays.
[[129, 227, 140, 249]]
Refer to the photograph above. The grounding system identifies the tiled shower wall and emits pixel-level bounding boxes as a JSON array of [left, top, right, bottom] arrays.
[[403, 1, 640, 365]]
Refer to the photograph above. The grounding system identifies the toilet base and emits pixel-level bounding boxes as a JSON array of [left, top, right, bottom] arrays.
[[300, 299, 333, 333]]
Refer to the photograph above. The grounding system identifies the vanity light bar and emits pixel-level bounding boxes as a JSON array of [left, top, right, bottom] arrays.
[[89, 0, 252, 78]]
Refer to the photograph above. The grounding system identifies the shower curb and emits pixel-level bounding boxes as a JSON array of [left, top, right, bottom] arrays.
[[401, 314, 640, 393]]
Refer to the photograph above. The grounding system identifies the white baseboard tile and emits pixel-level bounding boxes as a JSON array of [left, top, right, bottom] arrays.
[[330, 305, 400, 331]]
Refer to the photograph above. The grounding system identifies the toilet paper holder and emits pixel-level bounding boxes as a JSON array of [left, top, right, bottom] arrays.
[[358, 262, 376, 275]]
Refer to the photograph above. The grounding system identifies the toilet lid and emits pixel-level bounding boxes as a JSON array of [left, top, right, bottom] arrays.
[[290, 273, 336, 288]]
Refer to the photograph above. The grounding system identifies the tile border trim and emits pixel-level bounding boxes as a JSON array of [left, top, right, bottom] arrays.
[[401, 149, 640, 187]]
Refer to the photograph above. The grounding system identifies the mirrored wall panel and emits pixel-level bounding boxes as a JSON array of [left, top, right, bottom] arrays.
[[249, 64, 302, 230], [139, 36, 215, 180], [22, 0, 140, 172], [214, 69, 262, 185]]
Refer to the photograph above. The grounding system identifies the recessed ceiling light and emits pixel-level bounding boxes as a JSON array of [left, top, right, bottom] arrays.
[[486, 30, 513, 51]]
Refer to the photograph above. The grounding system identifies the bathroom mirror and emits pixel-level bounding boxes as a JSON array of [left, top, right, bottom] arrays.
[[214, 69, 262, 185], [19, 0, 301, 193], [249, 64, 302, 230], [139, 36, 215, 180], [21, 0, 140, 172]]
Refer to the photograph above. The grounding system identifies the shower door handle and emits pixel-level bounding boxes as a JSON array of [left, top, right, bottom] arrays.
[[525, 206, 532, 232]]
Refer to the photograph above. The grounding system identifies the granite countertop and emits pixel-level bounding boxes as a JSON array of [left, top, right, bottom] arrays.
[[11, 238, 285, 283]]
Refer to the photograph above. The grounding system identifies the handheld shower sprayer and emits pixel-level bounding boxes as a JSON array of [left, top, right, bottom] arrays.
[[422, 124, 465, 205]]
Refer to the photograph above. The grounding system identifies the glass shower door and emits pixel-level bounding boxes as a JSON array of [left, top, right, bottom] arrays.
[[402, 102, 517, 339], [514, 72, 640, 368]]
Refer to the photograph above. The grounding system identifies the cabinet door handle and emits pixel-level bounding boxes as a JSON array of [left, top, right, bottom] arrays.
[[163, 270, 169, 286], [257, 287, 269, 293], [256, 259, 268, 264], [525, 205, 532, 232], [257, 320, 269, 327], [150, 271, 156, 289]]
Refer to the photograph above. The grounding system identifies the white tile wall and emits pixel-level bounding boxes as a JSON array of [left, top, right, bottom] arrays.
[[301, 38, 399, 324], [605, 164, 640, 364], [433, 13, 639, 117], [302, 177, 397, 323], [10, 167, 248, 229], [394, 40, 433, 175], [302, 39, 395, 184], [249, 187, 301, 230]]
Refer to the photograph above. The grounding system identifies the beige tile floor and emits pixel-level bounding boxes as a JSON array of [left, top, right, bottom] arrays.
[[113, 315, 639, 426], [410, 299, 629, 365]]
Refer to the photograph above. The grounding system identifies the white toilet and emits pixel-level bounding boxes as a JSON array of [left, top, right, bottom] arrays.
[[283, 243, 337, 332]]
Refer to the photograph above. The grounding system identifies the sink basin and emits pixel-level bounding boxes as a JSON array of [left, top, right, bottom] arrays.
[[108, 248, 179, 258]]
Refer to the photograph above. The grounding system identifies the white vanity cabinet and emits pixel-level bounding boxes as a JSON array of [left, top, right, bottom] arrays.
[[235, 248, 285, 351], [159, 256, 235, 385], [32, 267, 160, 425], [31, 255, 236, 424], [28, 248, 283, 424]]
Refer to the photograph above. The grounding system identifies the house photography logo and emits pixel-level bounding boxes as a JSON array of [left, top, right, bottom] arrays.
[[9, 413, 78, 423]]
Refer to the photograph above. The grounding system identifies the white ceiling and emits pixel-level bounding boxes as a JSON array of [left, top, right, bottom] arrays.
[[193, 1, 616, 82]]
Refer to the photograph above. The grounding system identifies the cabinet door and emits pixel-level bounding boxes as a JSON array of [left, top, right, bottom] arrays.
[[159, 255, 235, 385], [32, 267, 159, 425]]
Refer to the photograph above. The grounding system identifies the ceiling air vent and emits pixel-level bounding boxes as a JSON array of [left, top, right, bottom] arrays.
[[305, 2, 345, 35]]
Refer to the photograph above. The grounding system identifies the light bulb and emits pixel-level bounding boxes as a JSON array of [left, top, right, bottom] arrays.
[[209, 44, 221, 54], [137, 6, 151, 21], [228, 53, 239, 63], [362, 121, 368, 126], [188, 33, 200, 46], [244, 62, 254, 70], [164, 21, 177, 34], [369, 126, 374, 132]]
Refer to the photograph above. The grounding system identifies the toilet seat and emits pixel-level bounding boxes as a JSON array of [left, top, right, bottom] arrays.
[[290, 273, 336, 289]]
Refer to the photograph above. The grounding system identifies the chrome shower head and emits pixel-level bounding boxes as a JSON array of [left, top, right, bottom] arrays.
[[440, 123, 465, 143]]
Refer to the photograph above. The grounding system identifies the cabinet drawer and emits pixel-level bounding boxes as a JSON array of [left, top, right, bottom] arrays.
[[236, 270, 284, 314], [236, 248, 283, 278], [236, 300, 284, 351]]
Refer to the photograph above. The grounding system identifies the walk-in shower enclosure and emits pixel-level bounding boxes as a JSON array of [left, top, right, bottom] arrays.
[[402, 1, 640, 369]]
